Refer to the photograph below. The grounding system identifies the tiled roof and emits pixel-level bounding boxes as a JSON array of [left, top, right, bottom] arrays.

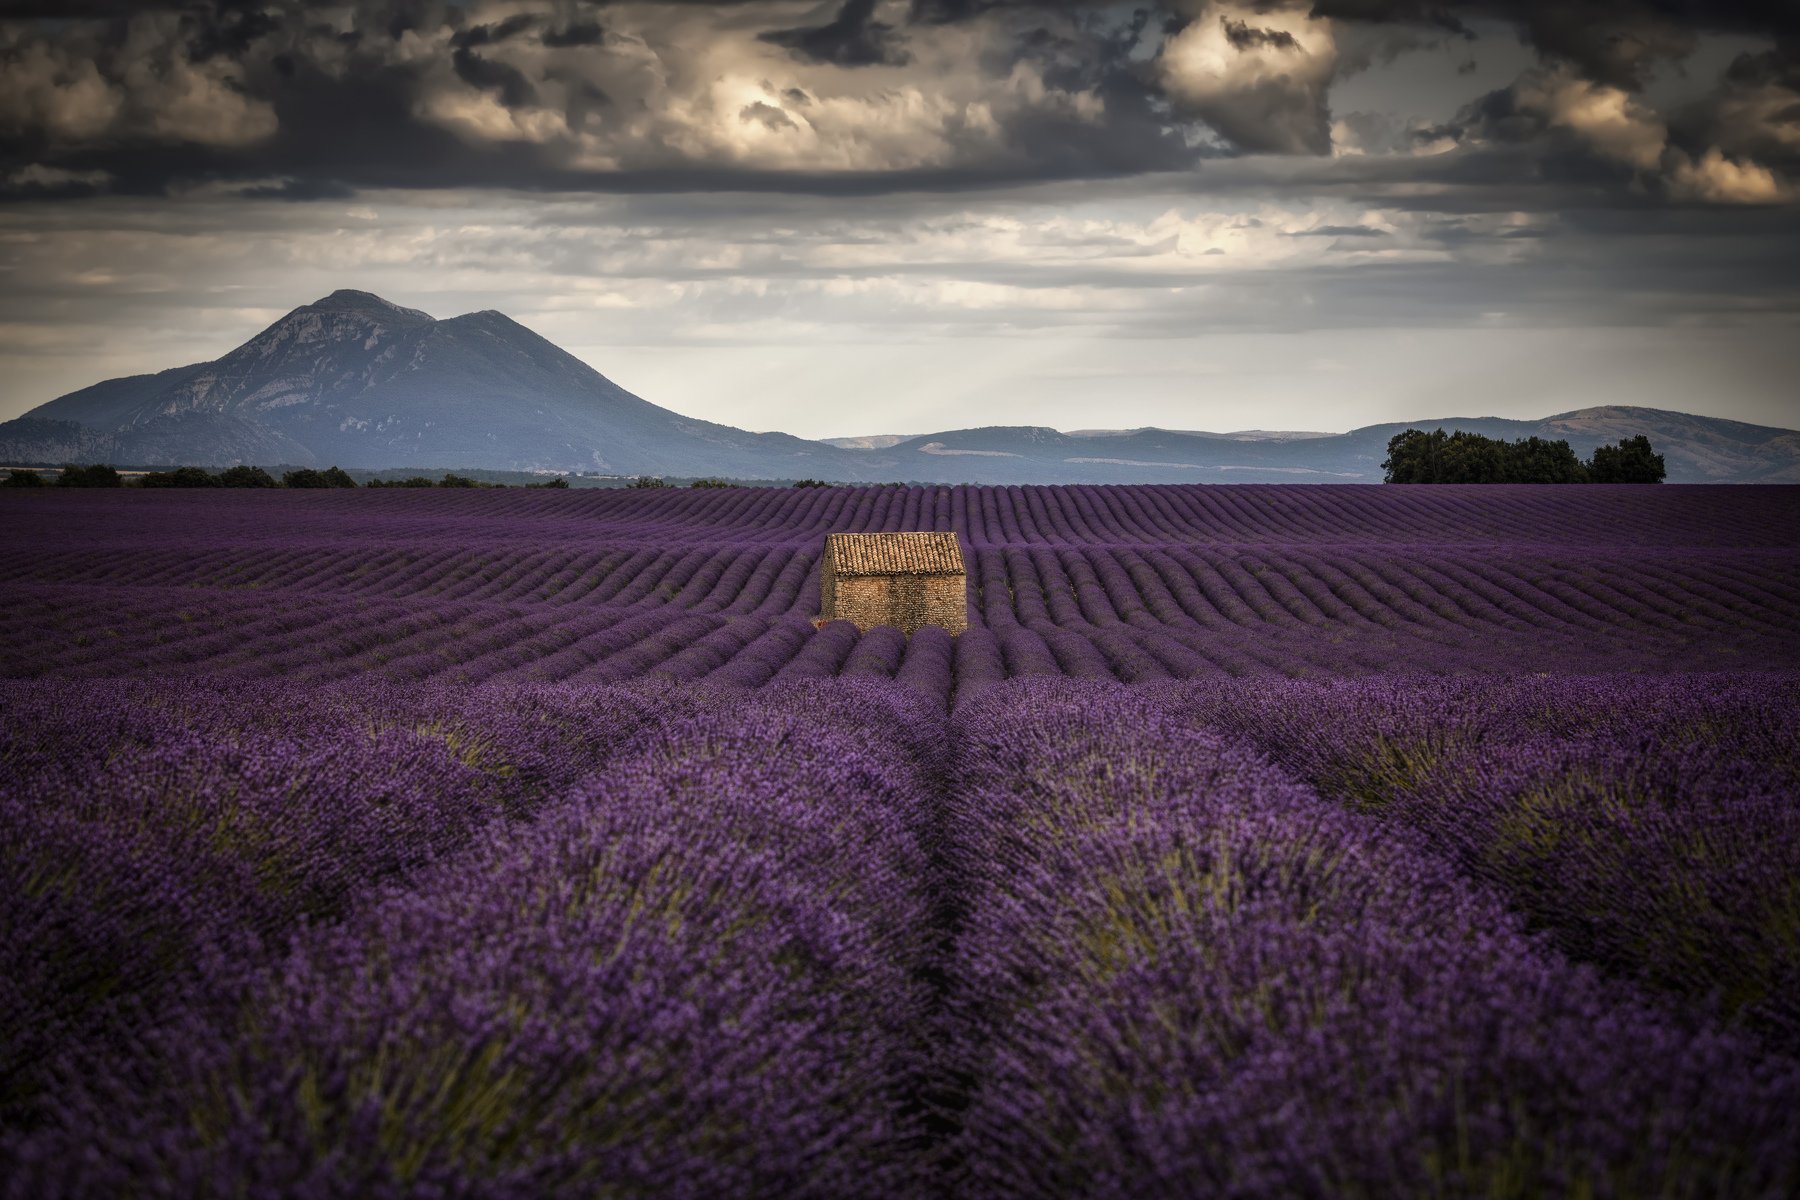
[[825, 531, 965, 576]]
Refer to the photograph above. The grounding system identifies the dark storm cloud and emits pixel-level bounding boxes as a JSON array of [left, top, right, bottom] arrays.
[[451, 44, 540, 109], [1678, 46, 1800, 170], [0, 0, 1792, 206], [186, 5, 282, 60], [0, 0, 1202, 197], [541, 21, 606, 49], [762, 0, 911, 68], [1311, 1, 1799, 88], [450, 13, 539, 50], [1222, 18, 1301, 53]]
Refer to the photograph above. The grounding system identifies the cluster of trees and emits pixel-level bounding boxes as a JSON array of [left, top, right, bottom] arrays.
[[2, 464, 576, 489], [1383, 431, 1667, 484], [3, 463, 124, 487], [131, 465, 356, 488]]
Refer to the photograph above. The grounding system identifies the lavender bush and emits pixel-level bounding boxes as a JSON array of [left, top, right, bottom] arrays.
[[942, 681, 1800, 1198], [0, 484, 1795, 1195], [0, 678, 704, 1124], [1189, 674, 1800, 1047], [8, 682, 947, 1198], [2, 485, 1795, 692]]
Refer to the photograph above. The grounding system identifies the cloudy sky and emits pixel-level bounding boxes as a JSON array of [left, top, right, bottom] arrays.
[[1, 0, 1796, 438]]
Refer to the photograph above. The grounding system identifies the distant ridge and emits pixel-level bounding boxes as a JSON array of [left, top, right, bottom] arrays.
[[1063, 428, 1336, 442], [1, 291, 1794, 483], [0, 289, 860, 480]]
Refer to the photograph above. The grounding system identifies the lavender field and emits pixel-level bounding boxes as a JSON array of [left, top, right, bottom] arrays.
[[3, 484, 1798, 1198]]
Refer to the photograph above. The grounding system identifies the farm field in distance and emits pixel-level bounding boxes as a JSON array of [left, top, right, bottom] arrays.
[[3, 483, 1799, 1197]]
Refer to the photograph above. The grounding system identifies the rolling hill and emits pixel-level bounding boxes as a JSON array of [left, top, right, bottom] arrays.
[[1, 290, 1793, 483]]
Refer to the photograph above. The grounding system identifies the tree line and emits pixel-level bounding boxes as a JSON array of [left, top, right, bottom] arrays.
[[2, 464, 570, 489], [1383, 431, 1666, 484]]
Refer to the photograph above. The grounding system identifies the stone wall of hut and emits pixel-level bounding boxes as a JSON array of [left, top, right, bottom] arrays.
[[825, 572, 967, 635]]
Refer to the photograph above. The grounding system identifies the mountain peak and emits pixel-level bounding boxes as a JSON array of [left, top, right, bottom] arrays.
[[305, 289, 435, 325]]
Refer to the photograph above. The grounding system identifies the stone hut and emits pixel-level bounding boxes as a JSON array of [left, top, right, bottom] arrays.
[[820, 532, 968, 635]]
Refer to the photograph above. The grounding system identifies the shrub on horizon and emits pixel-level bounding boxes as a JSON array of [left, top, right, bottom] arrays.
[[140, 466, 220, 488], [54, 463, 121, 488], [1383, 428, 1589, 483], [213, 465, 278, 488], [1589, 434, 1667, 483], [2, 468, 45, 487], [282, 466, 357, 488], [1385, 428, 1667, 484]]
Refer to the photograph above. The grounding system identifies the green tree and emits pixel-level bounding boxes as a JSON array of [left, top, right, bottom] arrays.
[[56, 463, 122, 488], [141, 466, 220, 488], [1383, 429, 1445, 483], [1437, 431, 1506, 483], [1587, 435, 1666, 483], [1502, 436, 1587, 484], [215, 465, 279, 488], [629, 476, 667, 489], [1386, 429, 1589, 484], [2, 468, 46, 487], [284, 466, 357, 488], [438, 473, 480, 488], [689, 478, 732, 489]]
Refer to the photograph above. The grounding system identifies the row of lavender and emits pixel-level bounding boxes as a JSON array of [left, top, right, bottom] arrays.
[[4, 541, 1794, 686], [2, 680, 946, 1197], [0, 678, 721, 1123], [12, 482, 1798, 549], [11, 538, 1791, 638], [945, 683, 1798, 1196], [5, 674, 1797, 1195], [1181, 674, 1800, 1051]]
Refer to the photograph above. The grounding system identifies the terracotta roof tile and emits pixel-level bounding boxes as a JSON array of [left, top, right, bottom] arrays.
[[825, 531, 965, 576]]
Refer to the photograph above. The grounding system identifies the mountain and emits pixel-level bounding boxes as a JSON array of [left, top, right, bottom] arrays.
[[1, 291, 1793, 483], [1064, 428, 1336, 442], [835, 409, 1800, 484], [0, 290, 868, 479], [817, 434, 918, 450]]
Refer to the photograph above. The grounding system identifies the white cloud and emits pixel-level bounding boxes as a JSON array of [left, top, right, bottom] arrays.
[[399, 5, 1103, 174], [1160, 3, 1338, 155], [1667, 146, 1792, 204], [1515, 65, 1667, 170], [5, 164, 112, 191], [0, 36, 123, 140], [0, 14, 275, 148]]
